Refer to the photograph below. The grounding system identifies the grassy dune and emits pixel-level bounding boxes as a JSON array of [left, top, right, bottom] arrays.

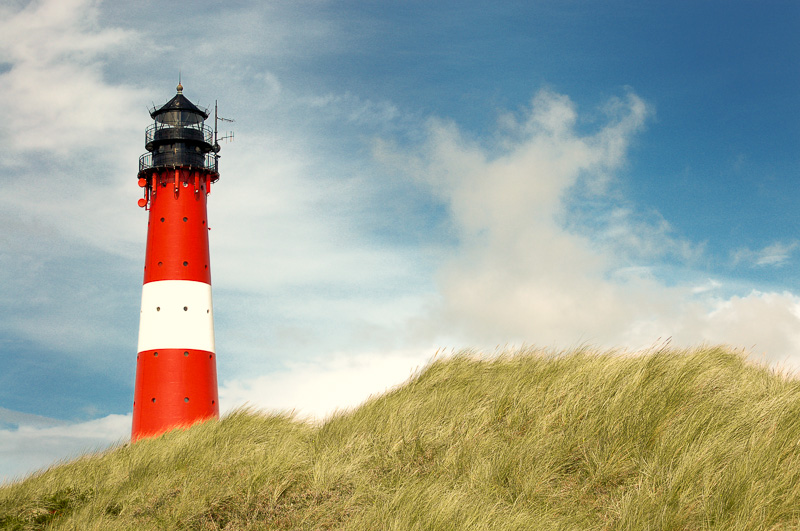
[[2, 347, 800, 529]]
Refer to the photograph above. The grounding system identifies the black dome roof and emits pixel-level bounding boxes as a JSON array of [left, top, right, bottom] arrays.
[[150, 84, 209, 121]]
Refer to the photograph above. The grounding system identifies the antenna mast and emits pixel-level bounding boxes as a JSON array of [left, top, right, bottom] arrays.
[[213, 101, 235, 173]]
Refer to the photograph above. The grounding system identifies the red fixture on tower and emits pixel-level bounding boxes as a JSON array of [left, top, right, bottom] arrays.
[[131, 83, 224, 441]]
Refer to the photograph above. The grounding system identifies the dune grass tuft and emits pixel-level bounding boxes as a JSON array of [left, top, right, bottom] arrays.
[[2, 346, 800, 529]]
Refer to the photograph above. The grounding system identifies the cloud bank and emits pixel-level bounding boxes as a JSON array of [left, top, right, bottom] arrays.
[[374, 89, 800, 366]]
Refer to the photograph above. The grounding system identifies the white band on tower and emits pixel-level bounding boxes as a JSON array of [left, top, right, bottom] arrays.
[[137, 280, 216, 353]]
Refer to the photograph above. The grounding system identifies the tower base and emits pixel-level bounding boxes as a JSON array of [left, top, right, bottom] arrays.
[[131, 348, 219, 441]]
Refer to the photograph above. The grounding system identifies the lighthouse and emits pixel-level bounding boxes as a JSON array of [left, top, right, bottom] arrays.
[[131, 83, 221, 441]]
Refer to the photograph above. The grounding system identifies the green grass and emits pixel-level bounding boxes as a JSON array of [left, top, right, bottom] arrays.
[[2, 346, 800, 530]]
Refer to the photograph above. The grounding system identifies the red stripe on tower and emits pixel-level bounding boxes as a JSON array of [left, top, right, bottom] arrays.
[[131, 82, 223, 442]]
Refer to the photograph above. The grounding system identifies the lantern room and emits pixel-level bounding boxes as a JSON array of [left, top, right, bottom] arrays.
[[138, 83, 219, 178]]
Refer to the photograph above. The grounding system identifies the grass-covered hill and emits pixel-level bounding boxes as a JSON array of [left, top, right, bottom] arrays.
[[2, 347, 800, 530]]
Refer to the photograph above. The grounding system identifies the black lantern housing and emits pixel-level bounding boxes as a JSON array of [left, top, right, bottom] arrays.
[[138, 83, 219, 179]]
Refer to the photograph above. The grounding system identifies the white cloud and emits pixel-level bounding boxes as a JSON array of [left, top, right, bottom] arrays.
[[0, 407, 67, 430], [582, 206, 704, 264], [691, 279, 722, 294], [0, 0, 144, 154], [219, 348, 435, 421], [375, 89, 800, 367], [732, 241, 799, 268], [640, 290, 800, 368], [376, 90, 658, 346], [0, 413, 130, 485]]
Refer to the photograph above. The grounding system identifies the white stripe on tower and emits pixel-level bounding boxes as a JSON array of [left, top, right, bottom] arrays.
[[137, 280, 215, 352]]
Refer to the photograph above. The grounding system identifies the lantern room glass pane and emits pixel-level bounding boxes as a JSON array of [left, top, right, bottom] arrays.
[[156, 110, 204, 125]]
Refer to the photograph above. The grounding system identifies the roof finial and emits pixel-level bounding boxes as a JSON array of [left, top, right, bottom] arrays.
[[177, 70, 183, 94]]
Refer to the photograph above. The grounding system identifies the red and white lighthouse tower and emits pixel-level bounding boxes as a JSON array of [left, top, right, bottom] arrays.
[[132, 83, 221, 441]]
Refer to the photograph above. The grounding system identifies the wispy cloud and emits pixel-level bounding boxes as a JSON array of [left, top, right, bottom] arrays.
[[302, 92, 401, 125], [0, 0, 143, 154], [0, 413, 130, 485], [732, 241, 799, 268], [691, 279, 722, 294]]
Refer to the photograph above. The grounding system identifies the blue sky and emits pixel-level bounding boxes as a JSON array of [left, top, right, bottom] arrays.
[[0, 0, 798, 482]]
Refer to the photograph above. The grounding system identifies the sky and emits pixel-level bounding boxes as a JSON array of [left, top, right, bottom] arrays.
[[0, 0, 798, 482]]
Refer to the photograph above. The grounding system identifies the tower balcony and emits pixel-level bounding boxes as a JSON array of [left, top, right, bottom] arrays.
[[145, 122, 214, 152], [139, 151, 219, 175]]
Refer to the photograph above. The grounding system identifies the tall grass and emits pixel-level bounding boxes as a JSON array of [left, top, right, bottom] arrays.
[[2, 346, 800, 529]]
